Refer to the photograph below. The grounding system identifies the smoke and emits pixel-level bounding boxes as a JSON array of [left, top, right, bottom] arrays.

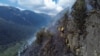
[[27, 36, 36, 45], [50, 0, 76, 26], [18, 36, 36, 56], [18, 1, 77, 55]]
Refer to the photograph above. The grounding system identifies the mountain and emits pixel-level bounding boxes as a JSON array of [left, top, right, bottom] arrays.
[[0, 6, 51, 27], [0, 6, 52, 45], [20, 0, 100, 56]]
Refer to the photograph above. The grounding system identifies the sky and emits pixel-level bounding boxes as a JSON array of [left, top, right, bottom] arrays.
[[0, 0, 76, 16]]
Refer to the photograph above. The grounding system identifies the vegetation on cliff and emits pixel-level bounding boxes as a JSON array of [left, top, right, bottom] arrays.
[[21, 0, 100, 56]]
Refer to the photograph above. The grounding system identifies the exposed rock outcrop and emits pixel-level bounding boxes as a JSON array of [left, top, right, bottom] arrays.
[[21, 0, 100, 56]]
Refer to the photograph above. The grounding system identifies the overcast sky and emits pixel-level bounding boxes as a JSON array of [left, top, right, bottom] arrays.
[[0, 0, 76, 16]]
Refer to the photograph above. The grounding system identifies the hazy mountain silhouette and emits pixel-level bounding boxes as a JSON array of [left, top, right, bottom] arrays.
[[0, 6, 51, 45]]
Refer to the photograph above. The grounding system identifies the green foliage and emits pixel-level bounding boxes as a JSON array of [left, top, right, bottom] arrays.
[[0, 18, 35, 45], [0, 42, 22, 56]]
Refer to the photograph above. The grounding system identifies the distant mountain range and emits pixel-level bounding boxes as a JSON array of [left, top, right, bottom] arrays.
[[0, 6, 51, 27], [0, 6, 52, 45]]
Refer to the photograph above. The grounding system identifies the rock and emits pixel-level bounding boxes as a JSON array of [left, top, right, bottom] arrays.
[[97, 0, 100, 6], [81, 12, 100, 56], [20, 0, 100, 56]]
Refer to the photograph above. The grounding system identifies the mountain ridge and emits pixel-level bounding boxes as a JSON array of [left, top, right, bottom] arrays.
[[20, 0, 100, 56], [0, 6, 52, 45]]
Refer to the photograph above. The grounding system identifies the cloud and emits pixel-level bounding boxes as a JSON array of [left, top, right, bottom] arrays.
[[9, 0, 76, 15], [58, 0, 76, 7], [0, 3, 25, 11], [9, 0, 17, 3], [18, 0, 44, 7], [0, 3, 9, 6], [16, 7, 25, 10]]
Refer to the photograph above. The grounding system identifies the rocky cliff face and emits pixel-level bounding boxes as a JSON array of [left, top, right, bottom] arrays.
[[21, 0, 100, 56]]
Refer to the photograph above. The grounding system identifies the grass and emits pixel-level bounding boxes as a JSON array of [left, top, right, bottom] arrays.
[[0, 42, 22, 56]]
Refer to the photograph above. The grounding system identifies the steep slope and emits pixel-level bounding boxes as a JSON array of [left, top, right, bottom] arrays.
[[0, 18, 35, 45], [0, 6, 52, 56], [20, 0, 100, 56], [0, 6, 52, 45], [0, 6, 51, 27]]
